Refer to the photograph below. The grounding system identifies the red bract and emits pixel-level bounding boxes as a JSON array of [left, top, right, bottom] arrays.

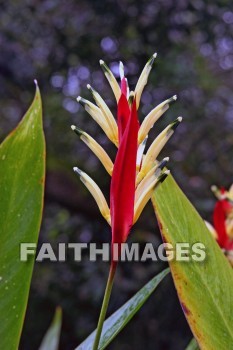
[[117, 94, 131, 142], [120, 76, 128, 97], [110, 98, 138, 245], [213, 199, 233, 250]]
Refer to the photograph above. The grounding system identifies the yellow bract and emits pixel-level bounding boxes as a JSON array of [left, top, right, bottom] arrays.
[[71, 126, 113, 175], [73, 167, 111, 225]]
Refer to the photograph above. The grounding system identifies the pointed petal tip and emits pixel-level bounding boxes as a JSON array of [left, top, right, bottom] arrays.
[[99, 59, 104, 65], [170, 116, 182, 130], [71, 125, 83, 136], [34, 79, 38, 86], [158, 170, 170, 183], [143, 135, 148, 143], [128, 91, 135, 105], [73, 166, 82, 176], [149, 52, 157, 65], [166, 95, 177, 104], [87, 84, 95, 94], [211, 185, 221, 197], [158, 157, 169, 171], [77, 96, 85, 107], [119, 61, 124, 79], [148, 53, 157, 66], [129, 91, 135, 97], [211, 185, 218, 192]]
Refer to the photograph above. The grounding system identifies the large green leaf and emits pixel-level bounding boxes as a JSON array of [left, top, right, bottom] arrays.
[[0, 85, 45, 350], [75, 268, 169, 350], [152, 175, 233, 349], [39, 307, 62, 350]]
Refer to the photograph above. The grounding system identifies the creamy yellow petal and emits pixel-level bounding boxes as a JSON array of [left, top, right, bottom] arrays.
[[73, 167, 111, 225], [205, 221, 218, 240], [211, 185, 223, 200], [134, 53, 157, 109], [138, 95, 177, 144], [100, 59, 121, 101], [227, 184, 233, 201], [77, 96, 115, 144], [71, 125, 113, 175], [134, 170, 170, 224], [135, 157, 169, 201], [136, 136, 148, 171], [87, 84, 118, 146], [136, 117, 182, 185]]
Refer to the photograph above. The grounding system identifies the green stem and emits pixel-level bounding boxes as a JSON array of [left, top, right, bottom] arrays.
[[92, 262, 117, 350]]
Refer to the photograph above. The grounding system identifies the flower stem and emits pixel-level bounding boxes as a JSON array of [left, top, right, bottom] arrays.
[[92, 262, 117, 350]]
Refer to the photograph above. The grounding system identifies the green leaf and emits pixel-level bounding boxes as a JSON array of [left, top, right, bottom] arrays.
[[152, 175, 233, 349], [39, 307, 62, 350], [0, 85, 45, 350], [75, 268, 169, 350], [185, 338, 199, 350]]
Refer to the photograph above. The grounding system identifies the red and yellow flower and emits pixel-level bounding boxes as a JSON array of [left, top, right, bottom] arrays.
[[72, 53, 181, 251], [72, 53, 180, 350]]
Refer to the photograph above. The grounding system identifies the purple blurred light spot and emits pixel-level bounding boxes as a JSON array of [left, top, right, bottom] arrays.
[[101, 37, 117, 53], [217, 37, 233, 56], [127, 61, 139, 74], [189, 176, 205, 189], [200, 43, 213, 57], [63, 98, 79, 113], [225, 107, 233, 123], [51, 74, 65, 88], [223, 11, 233, 24], [63, 75, 80, 96], [109, 62, 120, 76], [79, 229, 92, 243], [78, 66, 90, 80], [220, 55, 233, 70]]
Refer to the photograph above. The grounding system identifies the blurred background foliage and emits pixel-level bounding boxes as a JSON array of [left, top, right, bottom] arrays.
[[0, 0, 233, 349]]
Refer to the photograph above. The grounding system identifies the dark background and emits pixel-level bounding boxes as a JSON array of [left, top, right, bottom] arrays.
[[1, 0, 233, 349]]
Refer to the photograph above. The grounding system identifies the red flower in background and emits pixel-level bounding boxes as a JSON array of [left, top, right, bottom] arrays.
[[206, 185, 233, 254]]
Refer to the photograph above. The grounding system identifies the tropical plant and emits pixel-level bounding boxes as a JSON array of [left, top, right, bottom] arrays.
[[0, 55, 233, 350]]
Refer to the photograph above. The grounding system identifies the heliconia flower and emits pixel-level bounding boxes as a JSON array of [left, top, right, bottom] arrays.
[[205, 184, 233, 257], [72, 54, 181, 350], [72, 53, 181, 252]]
